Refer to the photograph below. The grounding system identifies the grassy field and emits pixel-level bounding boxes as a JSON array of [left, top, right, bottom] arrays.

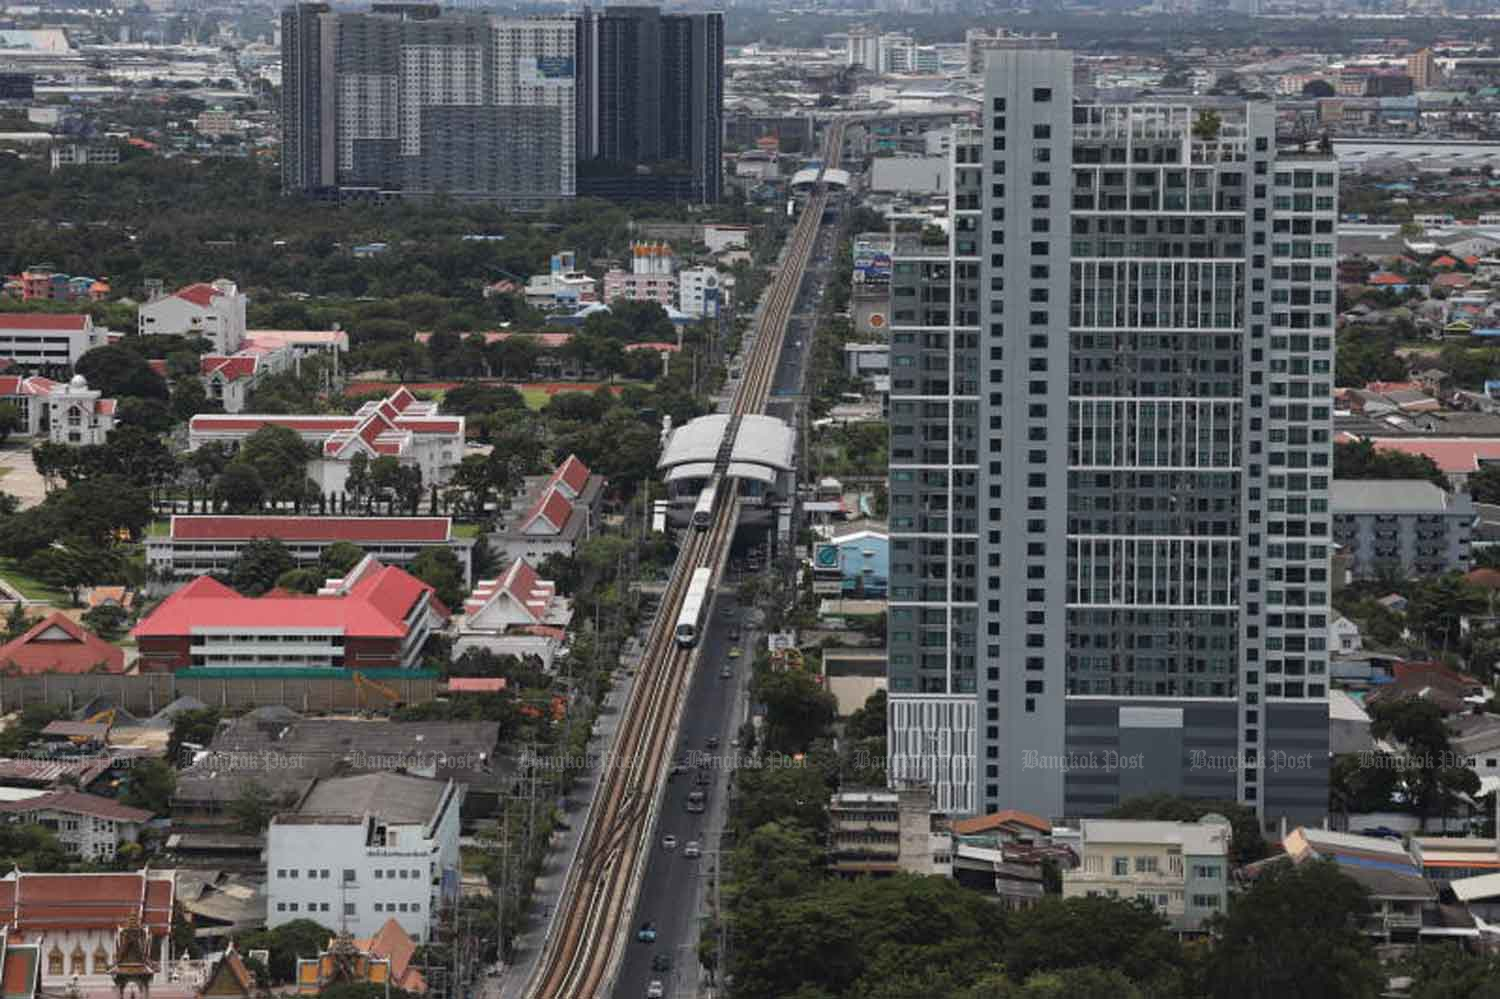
[[453, 522, 483, 539], [146, 521, 170, 537], [521, 387, 551, 410], [0, 558, 66, 604]]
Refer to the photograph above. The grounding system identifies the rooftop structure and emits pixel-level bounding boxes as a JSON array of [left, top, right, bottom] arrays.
[[0, 613, 124, 676]]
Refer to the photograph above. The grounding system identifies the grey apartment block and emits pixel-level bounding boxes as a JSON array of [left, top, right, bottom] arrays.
[[1331, 479, 1475, 578], [278, 4, 577, 202], [887, 49, 1335, 831]]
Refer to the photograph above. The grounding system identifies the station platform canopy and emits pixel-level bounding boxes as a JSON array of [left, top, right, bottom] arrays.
[[657, 413, 795, 485], [791, 167, 851, 191]]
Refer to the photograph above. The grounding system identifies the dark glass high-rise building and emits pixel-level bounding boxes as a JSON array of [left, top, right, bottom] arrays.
[[575, 5, 723, 203]]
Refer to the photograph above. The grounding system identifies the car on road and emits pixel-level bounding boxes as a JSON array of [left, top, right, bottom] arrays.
[[637, 922, 657, 943], [684, 841, 702, 859], [647, 980, 665, 999], [706, 736, 720, 749], [652, 954, 672, 973], [720, 665, 733, 679], [663, 834, 678, 850]]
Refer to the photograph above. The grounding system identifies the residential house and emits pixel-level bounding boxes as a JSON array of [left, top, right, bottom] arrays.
[[188, 387, 465, 495], [0, 870, 176, 991], [266, 773, 463, 942], [0, 613, 124, 675], [1262, 828, 1433, 943], [132, 557, 449, 673], [828, 786, 950, 877], [453, 559, 572, 669], [0, 314, 105, 368], [0, 790, 152, 860], [294, 920, 427, 996], [491, 455, 605, 564], [1329, 690, 1374, 755], [1331, 479, 1475, 578], [199, 345, 294, 414], [1365, 661, 1485, 716], [1411, 834, 1500, 879], [137, 280, 248, 353], [146, 516, 476, 585], [1368, 437, 1500, 489], [1447, 713, 1500, 790], [1062, 818, 1231, 935], [1329, 613, 1362, 653], [3, 265, 107, 303], [950, 809, 1052, 846]]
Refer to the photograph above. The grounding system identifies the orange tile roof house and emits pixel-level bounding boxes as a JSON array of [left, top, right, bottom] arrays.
[[0, 614, 124, 676], [132, 557, 448, 673]]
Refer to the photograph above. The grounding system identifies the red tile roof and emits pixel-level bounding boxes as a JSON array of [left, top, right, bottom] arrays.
[[446, 678, 507, 693], [554, 454, 590, 497], [1432, 255, 1459, 268], [0, 790, 152, 823], [397, 418, 461, 434], [388, 387, 417, 412], [1370, 437, 1500, 474], [132, 560, 439, 640], [170, 516, 452, 544], [0, 613, 124, 676], [192, 415, 360, 433], [0, 871, 174, 934], [0, 315, 87, 331], [356, 918, 426, 994], [950, 809, 1052, 836], [201, 355, 259, 381], [94, 399, 116, 416], [524, 489, 573, 535], [174, 283, 218, 308]]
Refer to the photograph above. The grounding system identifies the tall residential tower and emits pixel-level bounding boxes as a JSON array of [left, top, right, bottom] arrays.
[[887, 49, 1334, 832]]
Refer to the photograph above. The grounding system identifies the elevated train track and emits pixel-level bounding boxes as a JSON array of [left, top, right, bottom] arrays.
[[521, 120, 847, 999]]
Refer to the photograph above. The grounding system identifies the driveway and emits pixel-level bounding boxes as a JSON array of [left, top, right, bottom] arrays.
[[0, 446, 48, 510]]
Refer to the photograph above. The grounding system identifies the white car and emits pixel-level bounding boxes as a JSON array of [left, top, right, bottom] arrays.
[[647, 981, 665, 999], [684, 840, 702, 858], [663, 834, 678, 851]]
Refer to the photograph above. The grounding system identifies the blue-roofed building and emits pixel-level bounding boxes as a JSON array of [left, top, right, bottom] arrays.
[[812, 529, 888, 597]]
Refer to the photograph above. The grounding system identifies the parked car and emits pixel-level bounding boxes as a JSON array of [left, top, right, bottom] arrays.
[[653, 954, 672, 973], [684, 841, 702, 859], [663, 834, 678, 850], [637, 922, 657, 943], [647, 981, 665, 999], [720, 665, 733, 679]]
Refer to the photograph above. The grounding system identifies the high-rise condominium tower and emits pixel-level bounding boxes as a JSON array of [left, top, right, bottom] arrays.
[[280, 4, 576, 203], [280, 3, 723, 204], [887, 49, 1335, 832]]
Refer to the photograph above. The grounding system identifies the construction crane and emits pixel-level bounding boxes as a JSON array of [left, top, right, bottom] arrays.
[[352, 672, 403, 710]]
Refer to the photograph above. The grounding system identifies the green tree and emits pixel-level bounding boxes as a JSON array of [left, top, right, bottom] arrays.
[[236, 424, 314, 505], [1001, 895, 1181, 985], [1395, 947, 1500, 999], [1334, 440, 1449, 491], [752, 668, 837, 755], [227, 779, 292, 835], [0, 403, 21, 445], [228, 538, 297, 596], [409, 547, 465, 611], [1369, 695, 1480, 829], [237, 918, 337, 984], [1408, 573, 1488, 650], [75, 345, 169, 400], [1202, 859, 1380, 999], [120, 757, 177, 815], [274, 567, 326, 593], [1470, 465, 1500, 505], [731, 761, 832, 839], [319, 541, 367, 576], [214, 462, 265, 512], [167, 707, 221, 764], [1330, 751, 1400, 815], [81, 603, 128, 641]]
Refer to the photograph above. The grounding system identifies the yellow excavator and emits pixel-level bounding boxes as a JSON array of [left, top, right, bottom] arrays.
[[352, 672, 403, 710], [70, 707, 115, 743]]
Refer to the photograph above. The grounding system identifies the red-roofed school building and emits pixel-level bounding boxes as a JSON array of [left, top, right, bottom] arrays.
[[132, 556, 448, 672], [492, 454, 604, 564], [188, 387, 465, 494], [0, 314, 106, 368], [145, 515, 476, 584], [0, 613, 124, 676]]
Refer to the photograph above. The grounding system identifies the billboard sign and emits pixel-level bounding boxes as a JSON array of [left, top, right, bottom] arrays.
[[853, 243, 892, 285], [520, 56, 574, 87]]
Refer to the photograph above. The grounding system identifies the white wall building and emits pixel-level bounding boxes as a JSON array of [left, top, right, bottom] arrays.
[[0, 314, 105, 368], [678, 266, 728, 319], [0, 790, 152, 861], [267, 774, 463, 943], [138, 279, 248, 353], [0, 373, 117, 444], [493, 17, 577, 198]]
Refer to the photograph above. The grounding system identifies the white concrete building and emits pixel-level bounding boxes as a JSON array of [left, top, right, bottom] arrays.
[[453, 558, 572, 667], [0, 373, 117, 444], [137, 279, 248, 353], [0, 314, 105, 368], [267, 773, 463, 943], [524, 251, 598, 310], [677, 266, 728, 319], [1063, 818, 1232, 934]]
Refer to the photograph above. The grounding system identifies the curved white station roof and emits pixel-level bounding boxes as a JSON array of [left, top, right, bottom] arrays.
[[665, 461, 717, 483], [730, 415, 796, 472], [657, 414, 796, 482], [658, 414, 731, 469], [791, 167, 851, 190]]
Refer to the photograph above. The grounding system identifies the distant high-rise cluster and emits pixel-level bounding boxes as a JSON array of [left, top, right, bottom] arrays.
[[280, 3, 723, 204]]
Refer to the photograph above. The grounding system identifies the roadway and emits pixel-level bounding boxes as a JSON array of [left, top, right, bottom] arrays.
[[611, 165, 845, 999], [612, 594, 745, 999]]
